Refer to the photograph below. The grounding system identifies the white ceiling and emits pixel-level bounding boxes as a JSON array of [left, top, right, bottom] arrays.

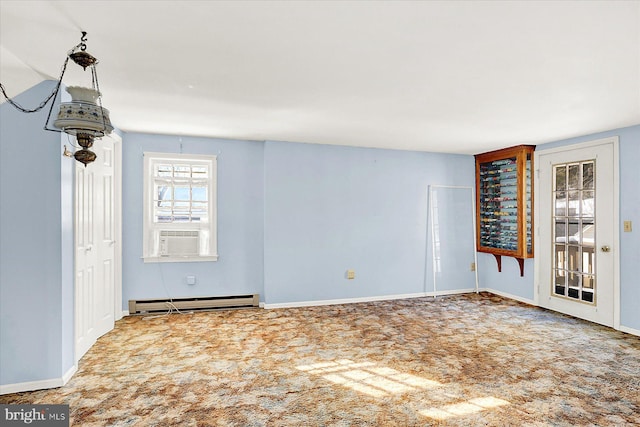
[[1, 1, 639, 154]]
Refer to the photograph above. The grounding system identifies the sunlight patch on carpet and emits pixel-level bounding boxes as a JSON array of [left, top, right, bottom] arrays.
[[420, 396, 510, 420], [296, 359, 441, 397]]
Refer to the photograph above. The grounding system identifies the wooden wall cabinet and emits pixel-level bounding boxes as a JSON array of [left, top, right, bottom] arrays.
[[475, 145, 535, 276]]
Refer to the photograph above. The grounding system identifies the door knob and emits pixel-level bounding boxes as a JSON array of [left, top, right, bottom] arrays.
[[601, 245, 610, 252]]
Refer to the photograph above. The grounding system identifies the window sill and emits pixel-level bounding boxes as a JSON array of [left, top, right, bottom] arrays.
[[143, 255, 219, 263]]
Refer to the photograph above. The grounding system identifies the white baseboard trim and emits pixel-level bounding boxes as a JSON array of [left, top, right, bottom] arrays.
[[1, 365, 77, 395], [430, 288, 479, 297], [264, 292, 429, 309], [263, 287, 538, 310], [618, 325, 640, 337], [482, 288, 535, 306], [61, 364, 77, 385], [122, 310, 130, 317], [263, 290, 487, 309]]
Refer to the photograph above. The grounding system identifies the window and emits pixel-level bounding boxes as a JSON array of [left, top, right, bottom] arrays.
[[143, 152, 218, 262]]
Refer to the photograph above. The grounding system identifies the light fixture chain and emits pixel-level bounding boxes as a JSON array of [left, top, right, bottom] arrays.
[[91, 64, 109, 134], [0, 55, 71, 114]]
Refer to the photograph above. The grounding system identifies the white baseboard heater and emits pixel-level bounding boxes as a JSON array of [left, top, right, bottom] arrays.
[[128, 294, 260, 315]]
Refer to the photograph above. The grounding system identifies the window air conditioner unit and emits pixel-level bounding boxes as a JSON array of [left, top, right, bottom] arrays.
[[159, 230, 199, 256]]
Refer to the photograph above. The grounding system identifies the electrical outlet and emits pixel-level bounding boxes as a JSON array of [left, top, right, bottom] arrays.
[[623, 221, 632, 232], [470, 263, 476, 272], [186, 275, 196, 285], [346, 270, 355, 280]]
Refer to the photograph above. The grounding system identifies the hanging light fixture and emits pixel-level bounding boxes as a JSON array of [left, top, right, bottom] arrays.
[[0, 32, 113, 166]]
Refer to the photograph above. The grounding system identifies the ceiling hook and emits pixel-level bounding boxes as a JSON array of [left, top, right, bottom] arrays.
[[80, 31, 88, 51]]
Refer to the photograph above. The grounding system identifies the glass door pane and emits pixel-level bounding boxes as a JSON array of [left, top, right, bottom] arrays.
[[552, 161, 596, 304]]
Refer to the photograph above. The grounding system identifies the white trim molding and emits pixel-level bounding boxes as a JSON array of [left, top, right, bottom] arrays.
[[618, 325, 640, 337], [263, 289, 483, 309], [263, 288, 538, 310], [0, 365, 77, 395], [264, 292, 429, 309], [482, 288, 536, 306]]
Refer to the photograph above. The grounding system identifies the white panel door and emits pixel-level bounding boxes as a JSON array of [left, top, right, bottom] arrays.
[[536, 139, 617, 327], [75, 164, 94, 360], [75, 137, 116, 361]]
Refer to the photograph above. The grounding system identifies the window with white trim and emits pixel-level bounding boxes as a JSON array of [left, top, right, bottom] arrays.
[[143, 152, 218, 262]]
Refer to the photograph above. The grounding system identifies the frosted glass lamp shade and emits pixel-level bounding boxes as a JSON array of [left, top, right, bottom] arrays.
[[53, 86, 113, 137]]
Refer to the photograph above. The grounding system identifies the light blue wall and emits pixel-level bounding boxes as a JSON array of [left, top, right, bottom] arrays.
[[122, 136, 476, 307], [478, 125, 640, 331], [477, 256, 535, 300], [121, 133, 265, 307], [263, 140, 475, 304], [0, 81, 74, 386], [2, 82, 636, 391]]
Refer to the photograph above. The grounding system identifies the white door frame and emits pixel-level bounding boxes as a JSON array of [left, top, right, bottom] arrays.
[[113, 134, 123, 321], [533, 136, 620, 329]]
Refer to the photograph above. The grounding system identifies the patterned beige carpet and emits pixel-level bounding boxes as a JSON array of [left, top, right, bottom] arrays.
[[2, 292, 639, 426]]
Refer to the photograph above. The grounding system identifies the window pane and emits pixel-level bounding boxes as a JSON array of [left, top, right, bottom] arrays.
[[554, 270, 566, 296], [568, 220, 580, 242], [155, 185, 172, 201], [173, 210, 190, 222], [192, 185, 208, 202], [555, 244, 566, 270], [192, 202, 207, 222], [582, 162, 594, 189], [555, 219, 567, 243], [156, 164, 172, 177], [581, 190, 594, 217], [568, 191, 580, 216], [567, 272, 579, 298], [555, 191, 566, 216], [567, 244, 580, 271], [174, 165, 190, 177], [582, 245, 594, 274], [174, 186, 190, 201], [192, 166, 208, 179], [583, 274, 595, 290], [554, 165, 566, 191], [580, 220, 594, 247], [568, 164, 580, 189], [155, 209, 172, 223]]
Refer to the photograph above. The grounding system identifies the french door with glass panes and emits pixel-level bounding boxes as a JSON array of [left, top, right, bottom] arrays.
[[536, 139, 617, 327]]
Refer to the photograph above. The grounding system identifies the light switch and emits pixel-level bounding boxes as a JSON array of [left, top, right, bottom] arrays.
[[623, 221, 632, 232], [346, 270, 355, 280]]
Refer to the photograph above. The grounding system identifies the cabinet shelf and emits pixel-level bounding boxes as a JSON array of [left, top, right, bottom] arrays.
[[475, 145, 535, 276]]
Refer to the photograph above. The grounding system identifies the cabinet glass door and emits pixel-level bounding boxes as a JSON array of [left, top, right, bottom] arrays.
[[478, 157, 519, 251], [526, 153, 533, 255]]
